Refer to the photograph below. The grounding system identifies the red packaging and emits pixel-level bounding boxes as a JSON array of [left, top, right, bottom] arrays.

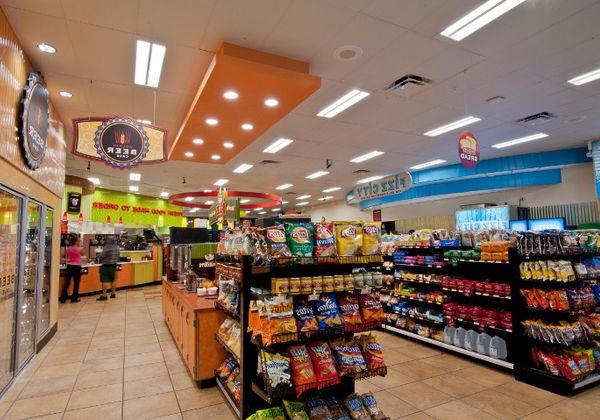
[[314, 222, 337, 257], [358, 334, 386, 370], [288, 344, 317, 392], [475, 281, 486, 293], [336, 295, 362, 327], [358, 294, 385, 323], [484, 282, 495, 294], [306, 341, 340, 387]]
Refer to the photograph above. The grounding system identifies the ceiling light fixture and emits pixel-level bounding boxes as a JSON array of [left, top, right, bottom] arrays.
[[137, 119, 151, 124], [410, 159, 447, 170], [440, 0, 526, 42], [240, 199, 250, 204], [129, 173, 141, 181], [271, 208, 281, 212], [568, 68, 600, 86], [59, 91, 73, 98], [424, 116, 481, 136], [37, 43, 56, 54], [296, 201, 309, 206], [214, 179, 229, 186], [129, 185, 139, 192], [204, 200, 214, 205], [211, 154, 221, 160], [159, 191, 170, 198], [264, 98, 279, 107], [223, 90, 239, 100], [281, 201, 289, 204], [223, 142, 234, 149], [350, 150, 384, 163], [184, 151, 194, 158], [205, 118, 218, 126], [322, 187, 341, 193], [263, 138, 293, 154], [134, 40, 166, 88], [296, 195, 311, 200], [87, 177, 100, 185], [492, 133, 549, 149], [233, 163, 253, 173], [184, 197, 194, 202], [203, 189, 212, 193], [241, 123, 254, 131], [276, 183, 293, 190], [318, 196, 334, 201], [192, 138, 204, 145], [357, 175, 383, 184], [189, 208, 199, 213], [317, 89, 370, 118], [305, 170, 329, 179], [258, 211, 267, 215], [255, 207, 263, 211]]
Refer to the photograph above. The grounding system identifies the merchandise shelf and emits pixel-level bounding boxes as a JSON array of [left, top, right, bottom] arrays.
[[215, 334, 240, 364], [216, 378, 241, 419]]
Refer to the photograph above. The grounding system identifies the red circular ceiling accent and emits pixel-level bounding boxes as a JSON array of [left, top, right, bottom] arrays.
[[170, 191, 281, 210]]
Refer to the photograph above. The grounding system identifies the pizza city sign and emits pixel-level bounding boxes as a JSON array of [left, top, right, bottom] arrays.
[[351, 172, 412, 203]]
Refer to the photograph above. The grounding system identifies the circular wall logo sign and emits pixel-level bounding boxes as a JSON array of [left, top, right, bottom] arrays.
[[93, 118, 149, 168], [20, 72, 49, 170]]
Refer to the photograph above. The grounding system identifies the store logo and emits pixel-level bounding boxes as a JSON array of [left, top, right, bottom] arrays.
[[94, 117, 149, 168], [19, 72, 49, 170], [267, 228, 286, 242], [340, 226, 356, 238], [458, 131, 480, 169], [291, 227, 309, 242], [352, 172, 412, 202]]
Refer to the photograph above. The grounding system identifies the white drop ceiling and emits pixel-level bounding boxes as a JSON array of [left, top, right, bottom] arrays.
[[3, 0, 600, 210]]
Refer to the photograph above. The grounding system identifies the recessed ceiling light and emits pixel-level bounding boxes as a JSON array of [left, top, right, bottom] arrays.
[[318, 196, 334, 201], [241, 123, 254, 131], [223, 90, 239, 100], [271, 208, 281, 212], [233, 163, 253, 173], [184, 196, 194, 202], [87, 177, 100, 185], [276, 183, 293, 190], [214, 178, 229, 186], [129, 173, 141, 181], [223, 142, 234, 149], [193, 138, 204, 145], [211, 154, 221, 160], [203, 189, 212, 193], [424, 116, 481, 136], [281, 201, 289, 204], [184, 151, 194, 158], [296, 201, 309, 206], [317, 89, 370, 118], [350, 150, 384, 163], [136, 119, 151, 124], [492, 133, 548, 149], [204, 200, 214, 205], [258, 211, 267, 215], [189, 208, 199, 213], [205, 118, 218, 126], [440, 0, 526, 42], [322, 187, 341, 193], [296, 195, 311, 200], [357, 175, 383, 184], [568, 68, 600, 86], [37, 43, 56, 54], [255, 207, 263, 211], [410, 159, 447, 170], [263, 138, 293, 154], [159, 191, 170, 198], [240, 199, 250, 204], [135, 40, 166, 88], [59, 91, 73, 98], [264, 98, 279, 107], [306, 170, 329, 179], [129, 185, 139, 192]]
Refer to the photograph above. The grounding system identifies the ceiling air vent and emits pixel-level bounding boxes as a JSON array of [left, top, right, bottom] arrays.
[[259, 159, 280, 165], [515, 112, 557, 127], [384, 74, 431, 97], [353, 169, 370, 174]]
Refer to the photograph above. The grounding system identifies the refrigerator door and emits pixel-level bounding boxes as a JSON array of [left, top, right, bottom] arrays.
[[37, 207, 53, 340], [16, 201, 41, 369], [0, 187, 21, 392]]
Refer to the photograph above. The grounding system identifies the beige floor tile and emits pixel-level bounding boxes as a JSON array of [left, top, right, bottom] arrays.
[[421, 353, 473, 372], [4, 391, 70, 419], [85, 347, 125, 361], [457, 365, 512, 388], [163, 348, 183, 362], [123, 391, 180, 419], [393, 359, 449, 381], [182, 402, 237, 420], [126, 328, 157, 337], [166, 357, 189, 375], [355, 379, 382, 394], [169, 371, 196, 391], [88, 337, 125, 351], [125, 334, 159, 346], [423, 372, 486, 398], [543, 398, 600, 419], [43, 351, 87, 366], [63, 401, 122, 420], [67, 382, 123, 411], [83, 356, 124, 372], [495, 380, 564, 409], [384, 348, 419, 365], [388, 381, 454, 411], [158, 332, 174, 342], [462, 389, 538, 419], [396, 343, 442, 359], [368, 367, 415, 389], [124, 374, 174, 400], [18, 374, 77, 399], [570, 385, 600, 407], [25, 414, 63, 420], [175, 387, 224, 411], [124, 361, 169, 382], [34, 362, 82, 379], [155, 414, 183, 420], [125, 342, 163, 356], [74, 368, 123, 390], [425, 400, 497, 420], [400, 413, 434, 420], [370, 391, 419, 419], [125, 350, 164, 367], [520, 409, 565, 420]]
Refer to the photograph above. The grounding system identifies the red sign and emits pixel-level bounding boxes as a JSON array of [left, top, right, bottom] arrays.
[[372, 209, 382, 222], [458, 131, 480, 169]]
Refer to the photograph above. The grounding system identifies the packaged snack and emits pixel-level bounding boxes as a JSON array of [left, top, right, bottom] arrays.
[[337, 295, 363, 327], [309, 294, 343, 331], [293, 299, 319, 335], [255, 407, 286, 420], [335, 222, 363, 256], [288, 345, 317, 392], [289, 277, 301, 295], [358, 294, 386, 324], [283, 400, 309, 420], [266, 225, 292, 257], [362, 222, 381, 255], [306, 341, 340, 386], [323, 276, 335, 293], [286, 223, 314, 257], [261, 350, 293, 392], [301, 277, 313, 294], [324, 396, 350, 420], [343, 393, 371, 420], [361, 393, 388, 420], [306, 396, 333, 420], [264, 295, 297, 344], [215, 356, 237, 380], [312, 276, 323, 293], [314, 222, 337, 257], [271, 277, 289, 295], [331, 337, 367, 376], [358, 334, 386, 370]]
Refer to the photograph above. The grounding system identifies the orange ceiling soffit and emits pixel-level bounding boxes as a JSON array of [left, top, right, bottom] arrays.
[[169, 43, 321, 163]]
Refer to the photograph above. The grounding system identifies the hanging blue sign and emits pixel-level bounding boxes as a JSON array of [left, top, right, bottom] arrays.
[[592, 140, 600, 199]]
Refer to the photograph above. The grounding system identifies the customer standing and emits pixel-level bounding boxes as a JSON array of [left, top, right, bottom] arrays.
[[97, 236, 120, 301], [60, 236, 83, 303]]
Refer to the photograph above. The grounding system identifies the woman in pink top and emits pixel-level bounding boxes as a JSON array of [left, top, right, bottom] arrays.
[[60, 236, 84, 303]]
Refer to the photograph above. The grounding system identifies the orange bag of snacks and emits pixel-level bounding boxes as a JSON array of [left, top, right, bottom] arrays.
[[358, 334, 386, 370], [336, 295, 362, 327], [358, 294, 385, 323], [288, 344, 317, 392]]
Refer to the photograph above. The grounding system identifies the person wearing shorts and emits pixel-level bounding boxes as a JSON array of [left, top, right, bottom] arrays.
[[98, 236, 120, 301]]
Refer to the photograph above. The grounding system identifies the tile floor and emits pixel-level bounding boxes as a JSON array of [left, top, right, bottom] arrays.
[[0, 285, 598, 419]]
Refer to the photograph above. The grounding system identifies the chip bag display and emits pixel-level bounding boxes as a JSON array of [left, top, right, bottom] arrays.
[[266, 225, 292, 257], [306, 341, 340, 386], [361, 393, 388, 420], [343, 393, 371, 420], [215, 356, 238, 381], [335, 222, 363, 256], [358, 334, 386, 370], [285, 223, 314, 257], [283, 400, 309, 420], [293, 299, 319, 335], [358, 294, 386, 324], [255, 407, 286, 420], [288, 344, 317, 392], [261, 350, 293, 393], [314, 222, 337, 257], [362, 222, 381, 255], [264, 295, 297, 344], [330, 337, 367, 376], [337, 294, 363, 328], [309, 294, 343, 331]]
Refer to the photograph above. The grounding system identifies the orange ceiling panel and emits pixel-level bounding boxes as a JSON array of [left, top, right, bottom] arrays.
[[169, 43, 321, 163]]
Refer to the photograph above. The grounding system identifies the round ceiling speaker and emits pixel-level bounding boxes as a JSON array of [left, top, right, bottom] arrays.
[[333, 45, 363, 62]]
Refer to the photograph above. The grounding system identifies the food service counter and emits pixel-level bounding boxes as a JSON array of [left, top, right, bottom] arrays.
[[162, 280, 226, 385]]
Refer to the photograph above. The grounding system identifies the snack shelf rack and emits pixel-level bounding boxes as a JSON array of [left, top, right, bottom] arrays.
[[216, 378, 241, 418], [215, 334, 241, 364], [442, 288, 511, 300], [215, 300, 240, 321]]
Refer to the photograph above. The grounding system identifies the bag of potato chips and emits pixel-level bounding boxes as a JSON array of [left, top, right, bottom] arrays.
[[285, 223, 314, 257], [334, 222, 363, 256], [362, 222, 381, 255], [314, 222, 337, 257]]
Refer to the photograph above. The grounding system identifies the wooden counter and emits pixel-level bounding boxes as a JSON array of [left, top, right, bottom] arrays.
[[162, 281, 226, 384]]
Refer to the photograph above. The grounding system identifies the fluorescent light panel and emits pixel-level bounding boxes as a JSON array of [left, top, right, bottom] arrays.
[[568, 68, 600, 86], [129, 185, 139, 192], [204, 200, 214, 205], [263, 138, 293, 154], [271, 208, 281, 212], [410, 159, 447, 170], [88, 177, 100, 185], [441, 0, 526, 42], [129, 173, 141, 181], [296, 201, 309, 206], [305, 170, 329, 179], [296, 195, 311, 200], [357, 175, 383, 184], [281, 201, 289, 204], [159, 191, 169, 198], [317, 89, 370, 118], [184, 197, 194, 202], [424, 116, 481, 137], [350, 150, 384, 163], [323, 187, 341, 193], [240, 199, 250, 204], [276, 183, 293, 190], [214, 178, 229, 186], [135, 40, 166, 88], [233, 163, 253, 173], [137, 119, 151, 124], [258, 211, 267, 214], [318, 196, 334, 201], [492, 133, 548, 149]]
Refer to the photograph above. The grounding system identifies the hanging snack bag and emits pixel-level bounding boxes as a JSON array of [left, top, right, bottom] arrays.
[[362, 222, 381, 255], [358, 334, 386, 370], [331, 337, 368, 376], [337, 294, 363, 328], [314, 222, 337, 257], [261, 350, 293, 393], [255, 407, 286, 420], [215, 356, 238, 381], [264, 295, 297, 344], [307, 341, 340, 386], [266, 225, 292, 258], [305, 396, 333, 420], [361, 393, 388, 420], [358, 294, 386, 324], [293, 299, 319, 335], [324, 396, 351, 420], [288, 344, 317, 393], [335, 222, 363, 256], [343, 394, 371, 420], [309, 294, 343, 331], [285, 223, 314, 257], [283, 400, 309, 420]]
